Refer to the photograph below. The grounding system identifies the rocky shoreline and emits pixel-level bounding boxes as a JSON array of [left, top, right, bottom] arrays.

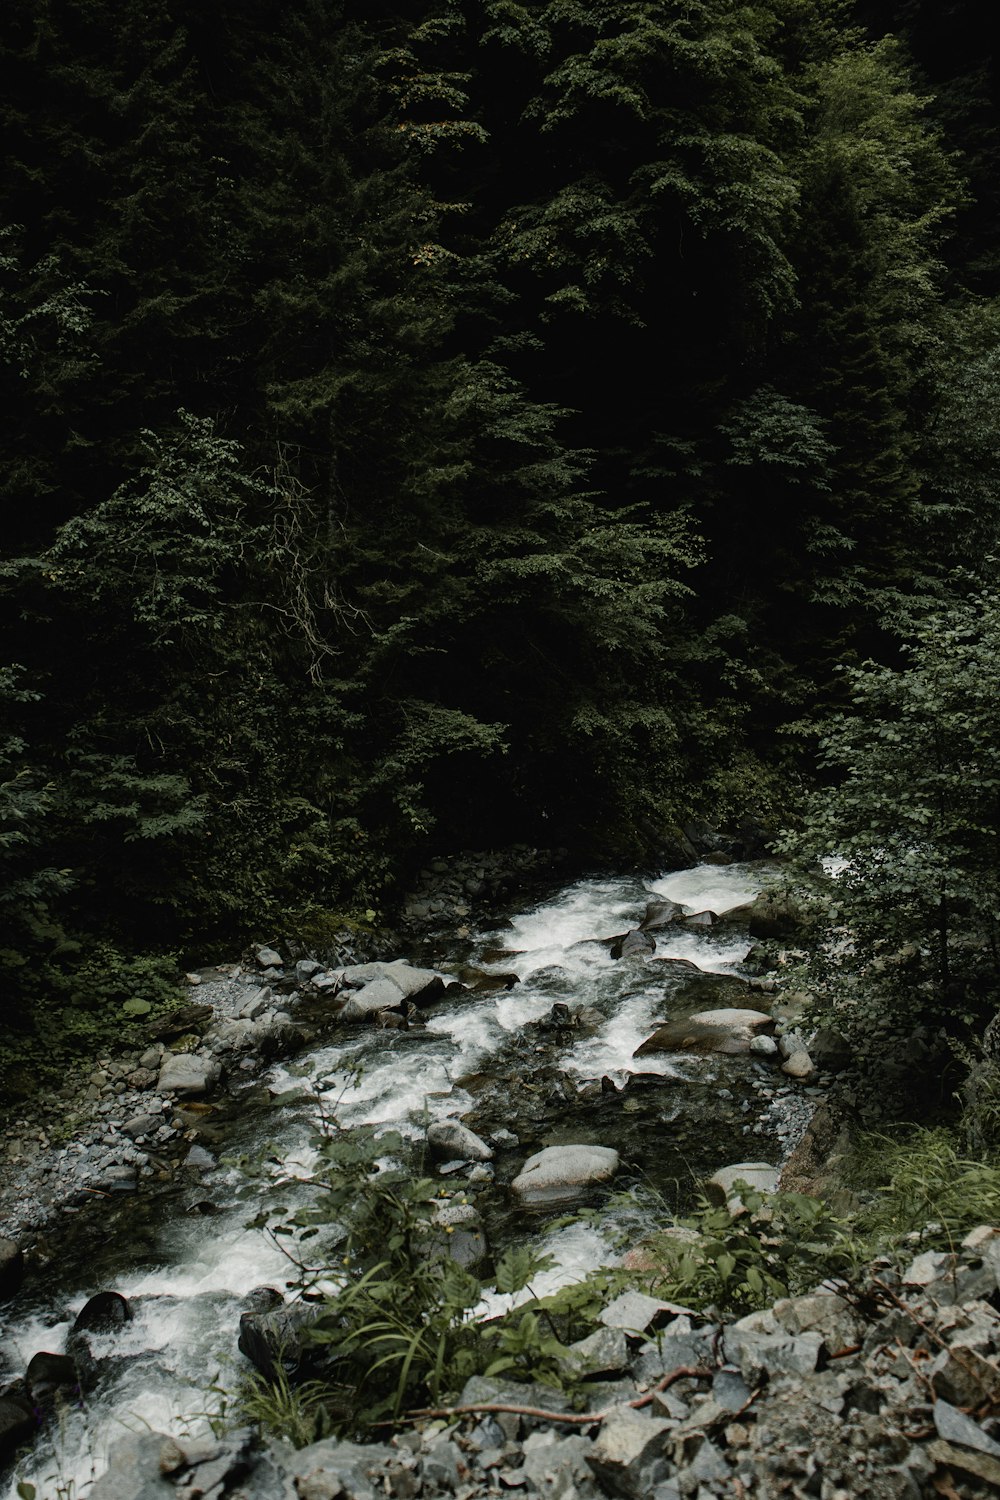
[[25, 1224, 1000, 1500]]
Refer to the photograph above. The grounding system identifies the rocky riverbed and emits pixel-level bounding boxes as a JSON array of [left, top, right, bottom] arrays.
[[0, 849, 855, 1497]]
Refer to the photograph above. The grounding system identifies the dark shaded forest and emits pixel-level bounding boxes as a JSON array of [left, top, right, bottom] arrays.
[[3, 0, 1000, 1092]]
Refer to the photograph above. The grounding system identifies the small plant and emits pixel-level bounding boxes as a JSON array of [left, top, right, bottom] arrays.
[[238, 1368, 335, 1448], [632, 1187, 863, 1315]]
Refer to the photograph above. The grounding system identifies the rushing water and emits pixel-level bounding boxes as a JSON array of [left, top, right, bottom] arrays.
[[0, 860, 775, 1496]]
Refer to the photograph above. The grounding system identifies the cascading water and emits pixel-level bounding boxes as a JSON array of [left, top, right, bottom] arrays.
[[0, 859, 780, 1497]]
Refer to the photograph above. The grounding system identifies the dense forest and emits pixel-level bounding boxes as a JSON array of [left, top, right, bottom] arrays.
[[3, 0, 1000, 1097]]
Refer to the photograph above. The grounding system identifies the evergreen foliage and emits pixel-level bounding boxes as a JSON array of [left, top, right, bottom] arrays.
[[2, 0, 1000, 1090]]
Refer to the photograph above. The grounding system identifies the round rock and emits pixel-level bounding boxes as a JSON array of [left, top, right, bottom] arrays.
[[426, 1121, 494, 1163], [635, 1009, 774, 1056], [511, 1144, 619, 1207]]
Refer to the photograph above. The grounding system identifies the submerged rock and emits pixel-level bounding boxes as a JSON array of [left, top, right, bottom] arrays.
[[511, 1144, 620, 1207]]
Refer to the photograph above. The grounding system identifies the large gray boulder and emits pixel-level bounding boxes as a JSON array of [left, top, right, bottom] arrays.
[[511, 1144, 619, 1207], [156, 1052, 221, 1095], [634, 1008, 774, 1056]]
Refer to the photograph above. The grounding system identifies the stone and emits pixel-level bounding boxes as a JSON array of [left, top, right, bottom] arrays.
[[288, 1439, 396, 1500], [86, 1431, 184, 1500], [780, 1050, 816, 1080], [705, 1162, 779, 1211], [338, 978, 406, 1021], [121, 1112, 161, 1140], [612, 930, 657, 959], [26, 1350, 78, 1404], [926, 1440, 1000, 1491], [416, 1201, 488, 1270], [426, 1120, 494, 1162], [0, 1237, 24, 1299], [933, 1398, 1000, 1458], [520, 1432, 600, 1500], [640, 900, 683, 932], [587, 1404, 672, 1498], [238, 1302, 322, 1382], [749, 1035, 779, 1057], [256, 947, 283, 968], [511, 1145, 620, 1207], [72, 1290, 132, 1333], [239, 987, 271, 1020], [772, 1292, 862, 1355], [809, 1027, 852, 1071], [564, 1327, 631, 1377], [0, 1392, 34, 1462], [183, 1143, 216, 1171], [722, 1328, 823, 1382], [295, 959, 324, 983], [156, 1053, 220, 1095], [930, 1345, 1000, 1407], [382, 960, 458, 1003], [599, 1292, 689, 1338], [635, 1010, 774, 1057]]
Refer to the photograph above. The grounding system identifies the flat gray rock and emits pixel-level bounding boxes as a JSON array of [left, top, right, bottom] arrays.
[[635, 1009, 773, 1056]]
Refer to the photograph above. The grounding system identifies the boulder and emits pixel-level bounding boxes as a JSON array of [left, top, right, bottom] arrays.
[[256, 947, 283, 968], [86, 1431, 184, 1500], [611, 930, 656, 960], [156, 1053, 221, 1095], [640, 899, 683, 932], [381, 960, 460, 1003], [337, 978, 406, 1021], [634, 1008, 773, 1056], [723, 891, 806, 940], [238, 1301, 322, 1382], [26, 1350, 78, 1405], [0, 1390, 34, 1462], [0, 1237, 24, 1300], [73, 1291, 132, 1334], [705, 1162, 779, 1212], [426, 1121, 493, 1163], [511, 1144, 620, 1207]]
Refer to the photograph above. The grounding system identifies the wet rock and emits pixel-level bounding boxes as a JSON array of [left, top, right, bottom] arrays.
[[705, 1162, 779, 1210], [426, 1121, 494, 1163], [86, 1431, 186, 1500], [587, 1404, 672, 1498], [26, 1350, 78, 1405], [640, 900, 683, 932], [338, 978, 406, 1021], [156, 1053, 220, 1095], [611, 930, 656, 960], [511, 1145, 620, 1207], [73, 1290, 132, 1334], [238, 1301, 322, 1382], [635, 1008, 773, 1057], [183, 1143, 215, 1171], [382, 960, 460, 1004], [0, 1390, 34, 1461], [0, 1236, 24, 1299]]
